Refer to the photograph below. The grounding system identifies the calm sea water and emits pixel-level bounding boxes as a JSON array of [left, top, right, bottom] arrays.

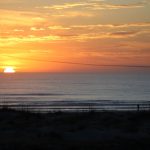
[[0, 72, 150, 107]]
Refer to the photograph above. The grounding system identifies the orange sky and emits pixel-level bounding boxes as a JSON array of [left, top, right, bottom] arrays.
[[0, 0, 150, 72]]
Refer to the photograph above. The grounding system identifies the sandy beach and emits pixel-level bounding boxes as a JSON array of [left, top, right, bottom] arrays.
[[0, 108, 150, 150]]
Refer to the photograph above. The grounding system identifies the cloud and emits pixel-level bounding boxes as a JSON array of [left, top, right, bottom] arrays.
[[0, 9, 46, 26], [13, 29, 24, 32], [51, 11, 94, 18], [0, 32, 132, 44], [40, 1, 148, 10], [42, 3, 88, 10], [48, 26, 71, 30], [0, 0, 21, 3], [47, 23, 150, 40], [1, 31, 136, 42], [71, 22, 150, 29], [0, 35, 62, 46], [30, 27, 45, 31], [1, 22, 149, 46], [89, 1, 148, 10], [109, 31, 139, 38]]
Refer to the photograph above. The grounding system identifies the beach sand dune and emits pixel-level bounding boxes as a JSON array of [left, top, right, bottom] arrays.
[[0, 109, 150, 150]]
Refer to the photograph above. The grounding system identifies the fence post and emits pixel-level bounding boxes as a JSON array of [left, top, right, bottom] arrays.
[[137, 104, 140, 112]]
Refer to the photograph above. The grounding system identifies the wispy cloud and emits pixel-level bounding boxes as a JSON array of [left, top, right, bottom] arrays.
[[48, 26, 71, 30], [0, 30, 146, 47], [30, 27, 45, 31], [70, 22, 150, 29], [89, 1, 148, 10], [40, 1, 148, 10], [0, 35, 62, 46], [0, 9, 46, 26], [0, 0, 21, 3], [1, 21, 150, 46], [51, 11, 94, 18], [72, 32, 139, 41], [42, 3, 88, 10], [109, 31, 139, 38]]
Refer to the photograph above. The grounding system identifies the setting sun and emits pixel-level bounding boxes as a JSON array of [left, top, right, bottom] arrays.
[[4, 67, 16, 73]]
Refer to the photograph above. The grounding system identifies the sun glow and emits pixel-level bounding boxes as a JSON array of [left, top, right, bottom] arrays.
[[4, 67, 16, 73]]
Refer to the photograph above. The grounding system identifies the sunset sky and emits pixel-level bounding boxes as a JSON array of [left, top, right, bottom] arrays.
[[0, 0, 150, 72]]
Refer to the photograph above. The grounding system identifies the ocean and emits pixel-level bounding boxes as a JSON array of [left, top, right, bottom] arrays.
[[0, 72, 150, 111]]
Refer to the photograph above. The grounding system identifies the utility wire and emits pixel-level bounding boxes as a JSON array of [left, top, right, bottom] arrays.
[[2, 55, 150, 68]]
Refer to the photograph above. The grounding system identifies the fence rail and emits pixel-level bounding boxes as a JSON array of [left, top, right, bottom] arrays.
[[0, 101, 150, 112]]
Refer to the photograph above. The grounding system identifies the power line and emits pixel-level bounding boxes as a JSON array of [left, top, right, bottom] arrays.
[[2, 55, 150, 68]]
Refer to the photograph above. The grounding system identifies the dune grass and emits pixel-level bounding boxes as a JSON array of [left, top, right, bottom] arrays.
[[0, 108, 150, 150]]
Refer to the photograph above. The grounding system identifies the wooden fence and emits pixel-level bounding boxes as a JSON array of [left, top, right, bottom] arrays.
[[0, 101, 150, 112]]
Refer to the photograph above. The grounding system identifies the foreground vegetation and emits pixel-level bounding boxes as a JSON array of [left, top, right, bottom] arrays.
[[0, 108, 150, 150]]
